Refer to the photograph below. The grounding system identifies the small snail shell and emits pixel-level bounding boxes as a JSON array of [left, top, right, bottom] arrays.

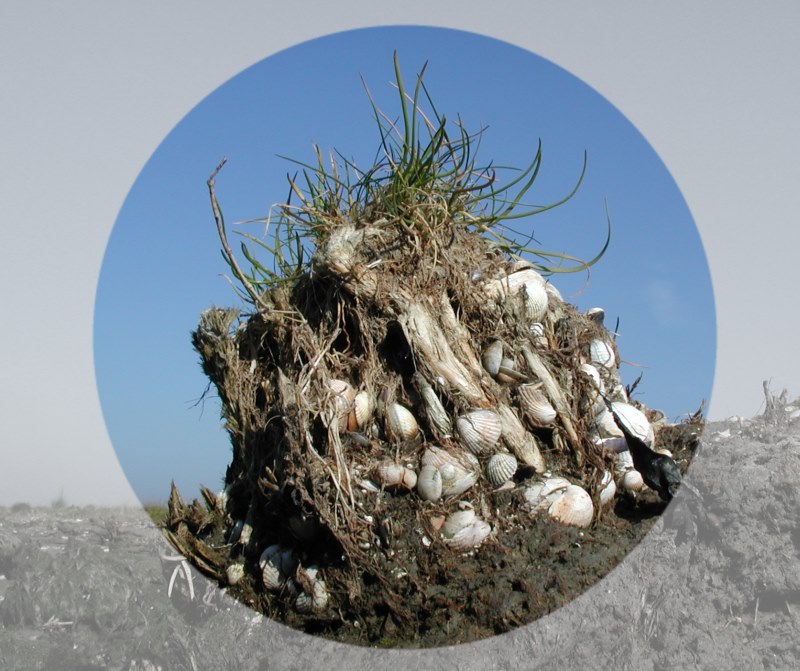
[[486, 452, 518, 486], [547, 485, 594, 528], [456, 409, 503, 455], [416, 464, 443, 502], [374, 461, 417, 490], [385, 402, 420, 442]]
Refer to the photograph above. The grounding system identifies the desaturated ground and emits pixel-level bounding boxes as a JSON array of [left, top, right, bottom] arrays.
[[2, 411, 800, 670]]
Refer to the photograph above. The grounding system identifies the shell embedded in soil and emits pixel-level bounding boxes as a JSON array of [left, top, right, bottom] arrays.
[[353, 390, 374, 429], [420, 445, 479, 497], [523, 477, 571, 513], [226, 563, 245, 586], [385, 402, 420, 442], [456, 409, 503, 455], [547, 484, 594, 528], [374, 461, 418, 490], [620, 469, 644, 493], [259, 544, 297, 592], [440, 505, 492, 551], [416, 463, 443, 502], [327, 379, 356, 432], [293, 565, 329, 613], [598, 470, 617, 507], [486, 452, 518, 486]]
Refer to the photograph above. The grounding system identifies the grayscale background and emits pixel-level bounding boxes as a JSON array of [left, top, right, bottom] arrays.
[[1, 2, 798, 669]]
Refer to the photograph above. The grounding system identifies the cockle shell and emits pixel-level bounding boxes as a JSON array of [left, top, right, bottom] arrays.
[[481, 340, 504, 378], [517, 383, 557, 428], [385, 402, 420, 442], [456, 409, 503, 454], [259, 544, 297, 592], [589, 338, 616, 369], [416, 464, 443, 502], [294, 565, 328, 613], [598, 470, 617, 507], [326, 379, 356, 432], [374, 461, 418, 490], [547, 484, 594, 528], [610, 401, 653, 446], [520, 279, 549, 322], [420, 445, 479, 497], [620, 469, 644, 493], [353, 390, 374, 429], [523, 477, 571, 513], [484, 267, 547, 301], [440, 505, 492, 551], [486, 452, 518, 486]]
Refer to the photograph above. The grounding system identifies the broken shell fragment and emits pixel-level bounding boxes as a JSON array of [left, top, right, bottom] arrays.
[[486, 452, 518, 486], [441, 505, 492, 551], [456, 409, 503, 455], [226, 563, 245, 586], [523, 477, 571, 513], [547, 484, 594, 528], [385, 402, 420, 442]]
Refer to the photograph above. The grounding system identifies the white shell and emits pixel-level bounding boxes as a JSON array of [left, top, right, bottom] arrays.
[[482, 340, 504, 377], [598, 470, 617, 506], [589, 338, 616, 369], [441, 469, 479, 497], [421, 446, 480, 497], [442, 507, 476, 537], [593, 408, 624, 439], [484, 267, 547, 301], [442, 519, 492, 551], [610, 401, 653, 446], [294, 565, 328, 613], [621, 469, 644, 493], [226, 563, 245, 586], [456, 409, 503, 454], [385, 402, 420, 441], [374, 461, 418, 490], [586, 307, 605, 325], [353, 391, 374, 429], [547, 485, 594, 528], [614, 449, 635, 473], [520, 280, 549, 322], [259, 545, 297, 592], [486, 452, 518, 486], [416, 464, 443, 502], [517, 383, 557, 427], [523, 477, 571, 513]]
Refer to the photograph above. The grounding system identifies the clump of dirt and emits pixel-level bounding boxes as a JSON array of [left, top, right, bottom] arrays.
[[162, 59, 704, 647]]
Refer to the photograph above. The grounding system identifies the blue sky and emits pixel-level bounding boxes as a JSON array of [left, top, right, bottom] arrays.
[[94, 26, 715, 505]]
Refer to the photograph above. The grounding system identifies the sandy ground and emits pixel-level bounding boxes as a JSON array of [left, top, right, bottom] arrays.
[[1, 411, 799, 669]]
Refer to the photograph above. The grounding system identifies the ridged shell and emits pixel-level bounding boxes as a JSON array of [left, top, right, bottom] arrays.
[[481, 340, 504, 377], [484, 267, 547, 301], [620, 469, 644, 492], [486, 452, 518, 486], [524, 477, 571, 513], [442, 519, 492, 551], [327, 379, 356, 432], [385, 402, 420, 442], [456, 409, 503, 454], [294, 566, 328, 613], [610, 401, 652, 446], [518, 383, 557, 428], [259, 545, 297, 592], [416, 464, 443, 502], [547, 484, 594, 528], [598, 470, 617, 507], [374, 461, 418, 490], [520, 280, 549, 322], [589, 338, 616, 369], [226, 563, 245, 586], [353, 391, 374, 429]]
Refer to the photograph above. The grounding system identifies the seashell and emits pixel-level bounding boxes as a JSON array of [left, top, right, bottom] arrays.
[[620, 469, 644, 493], [294, 565, 328, 613], [579, 363, 603, 392], [229, 518, 253, 547], [416, 464, 443, 502], [598, 470, 617, 507], [614, 449, 635, 473], [523, 477, 571, 513], [259, 545, 297, 592], [421, 446, 480, 497], [547, 484, 594, 528], [486, 452, 518, 486], [589, 338, 616, 369], [610, 401, 653, 446], [496, 403, 546, 471], [442, 518, 492, 551], [226, 563, 245, 586], [481, 340, 504, 377], [456, 409, 503, 454], [327, 379, 356, 432], [374, 461, 417, 490], [520, 279, 549, 322], [530, 322, 548, 347], [586, 307, 605, 325], [496, 357, 519, 384], [484, 267, 547, 301], [544, 281, 563, 303], [517, 383, 557, 428], [385, 402, 420, 442], [353, 391, 374, 429], [441, 468, 479, 497], [592, 408, 624, 439], [414, 373, 453, 438], [442, 506, 476, 537]]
